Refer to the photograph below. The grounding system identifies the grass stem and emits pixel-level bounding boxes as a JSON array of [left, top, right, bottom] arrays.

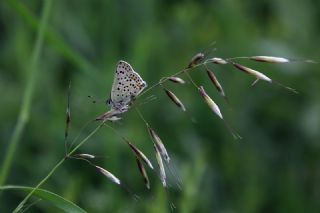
[[0, 0, 53, 186]]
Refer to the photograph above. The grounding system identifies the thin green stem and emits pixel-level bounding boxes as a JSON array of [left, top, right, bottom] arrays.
[[12, 158, 66, 213], [0, 0, 52, 186], [13, 122, 104, 212]]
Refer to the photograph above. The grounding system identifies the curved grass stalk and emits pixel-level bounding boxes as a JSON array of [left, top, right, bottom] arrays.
[[13, 123, 104, 213], [11, 46, 303, 211]]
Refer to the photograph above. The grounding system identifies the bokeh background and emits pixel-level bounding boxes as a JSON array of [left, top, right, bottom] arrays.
[[1, 0, 320, 212]]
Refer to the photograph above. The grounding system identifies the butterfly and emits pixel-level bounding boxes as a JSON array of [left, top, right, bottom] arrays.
[[106, 60, 147, 112]]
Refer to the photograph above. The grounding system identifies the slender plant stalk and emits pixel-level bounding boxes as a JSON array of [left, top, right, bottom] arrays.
[[12, 123, 104, 212], [11, 62, 206, 211], [0, 0, 53, 186]]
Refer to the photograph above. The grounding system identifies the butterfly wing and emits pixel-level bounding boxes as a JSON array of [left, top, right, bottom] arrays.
[[110, 60, 147, 109]]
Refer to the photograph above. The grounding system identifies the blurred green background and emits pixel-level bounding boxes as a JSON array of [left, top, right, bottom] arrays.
[[1, 0, 320, 212]]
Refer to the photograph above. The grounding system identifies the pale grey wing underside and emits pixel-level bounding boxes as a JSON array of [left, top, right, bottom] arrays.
[[110, 60, 147, 109]]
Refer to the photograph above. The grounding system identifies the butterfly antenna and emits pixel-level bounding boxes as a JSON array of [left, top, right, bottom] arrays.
[[87, 95, 106, 104]]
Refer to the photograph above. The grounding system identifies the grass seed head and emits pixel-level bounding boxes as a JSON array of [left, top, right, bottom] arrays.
[[168, 77, 186, 84], [206, 68, 226, 97], [208, 57, 228, 64], [164, 89, 186, 112], [128, 142, 154, 170], [188, 52, 205, 68], [135, 156, 150, 189], [198, 86, 223, 119], [153, 144, 166, 187], [148, 127, 170, 163], [250, 56, 290, 63], [73, 153, 95, 159], [65, 109, 70, 139], [233, 63, 272, 83], [96, 166, 121, 185]]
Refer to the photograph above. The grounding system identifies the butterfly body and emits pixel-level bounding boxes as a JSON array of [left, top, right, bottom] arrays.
[[107, 60, 147, 111]]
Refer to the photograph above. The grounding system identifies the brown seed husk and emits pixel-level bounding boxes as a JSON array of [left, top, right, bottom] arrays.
[[153, 144, 166, 187], [164, 89, 186, 112], [148, 127, 170, 163], [250, 56, 289, 63], [96, 166, 121, 185], [206, 68, 226, 97], [135, 156, 150, 189], [168, 77, 185, 84], [188, 52, 205, 68], [198, 86, 223, 119], [232, 63, 272, 82], [128, 142, 154, 170]]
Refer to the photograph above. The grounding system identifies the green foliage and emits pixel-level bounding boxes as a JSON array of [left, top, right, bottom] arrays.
[[0, 185, 86, 213], [1, 0, 320, 212]]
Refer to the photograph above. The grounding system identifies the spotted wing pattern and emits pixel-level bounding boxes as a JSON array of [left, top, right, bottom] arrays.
[[110, 60, 147, 110]]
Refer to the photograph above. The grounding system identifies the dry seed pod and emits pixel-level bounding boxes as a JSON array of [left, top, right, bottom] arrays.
[[148, 127, 170, 163], [206, 68, 226, 98], [208, 57, 228, 64], [73, 153, 95, 159], [96, 166, 121, 185], [168, 77, 185, 84], [198, 86, 223, 119], [153, 144, 166, 187], [135, 156, 150, 189], [188, 52, 205, 68], [65, 84, 71, 139], [164, 89, 186, 112], [233, 63, 298, 94], [65, 109, 70, 139], [232, 63, 272, 83], [128, 142, 154, 170], [250, 56, 290, 63]]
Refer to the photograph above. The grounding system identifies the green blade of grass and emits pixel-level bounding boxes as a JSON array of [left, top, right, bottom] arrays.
[[0, 185, 86, 213], [0, 0, 52, 186]]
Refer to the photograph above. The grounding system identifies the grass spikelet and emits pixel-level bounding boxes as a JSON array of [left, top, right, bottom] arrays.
[[198, 86, 223, 119], [232, 63, 298, 93], [208, 57, 228, 64], [128, 142, 154, 170], [250, 56, 290, 63], [64, 82, 71, 154], [65, 99, 70, 140], [206, 68, 227, 99], [135, 156, 150, 189], [188, 52, 205, 68], [96, 166, 121, 185], [148, 127, 170, 163], [73, 153, 95, 159], [164, 89, 186, 112], [198, 86, 241, 139], [168, 76, 186, 84], [232, 63, 272, 82], [153, 144, 166, 187]]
